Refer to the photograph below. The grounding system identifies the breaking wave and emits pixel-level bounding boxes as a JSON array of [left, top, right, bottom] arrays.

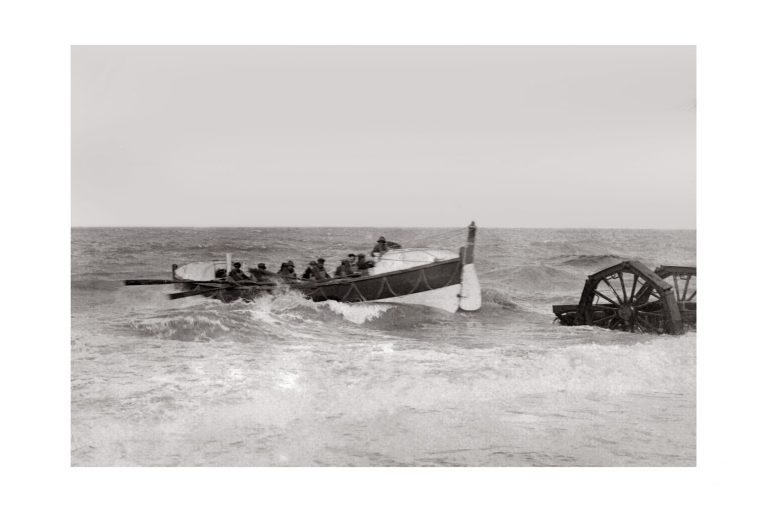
[[121, 287, 457, 342], [481, 288, 521, 310], [559, 254, 626, 268]]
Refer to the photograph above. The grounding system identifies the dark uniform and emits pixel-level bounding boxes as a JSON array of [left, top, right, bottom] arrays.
[[279, 260, 297, 279], [347, 253, 358, 273], [228, 262, 249, 281], [302, 261, 318, 279], [334, 259, 353, 277], [250, 263, 275, 282], [371, 236, 400, 255], [316, 258, 330, 279], [356, 253, 374, 275], [371, 236, 388, 255]]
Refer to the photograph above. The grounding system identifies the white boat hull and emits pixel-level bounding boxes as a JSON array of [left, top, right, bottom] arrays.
[[372, 283, 462, 313]]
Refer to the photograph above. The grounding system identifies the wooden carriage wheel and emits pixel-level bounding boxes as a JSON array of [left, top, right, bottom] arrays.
[[577, 261, 684, 335], [654, 265, 696, 329]]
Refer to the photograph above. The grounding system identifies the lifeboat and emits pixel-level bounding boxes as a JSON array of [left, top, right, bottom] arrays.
[[126, 222, 482, 313]]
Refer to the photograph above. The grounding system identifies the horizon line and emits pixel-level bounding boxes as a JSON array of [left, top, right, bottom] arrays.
[[71, 224, 697, 230]]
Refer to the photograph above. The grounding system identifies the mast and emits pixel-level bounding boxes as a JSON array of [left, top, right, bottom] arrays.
[[459, 221, 481, 311], [463, 221, 476, 264]]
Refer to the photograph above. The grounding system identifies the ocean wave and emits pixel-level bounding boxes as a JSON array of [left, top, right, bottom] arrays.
[[499, 264, 578, 292], [558, 254, 626, 268], [480, 288, 521, 310], [121, 287, 410, 340], [127, 311, 236, 341], [322, 301, 393, 324]]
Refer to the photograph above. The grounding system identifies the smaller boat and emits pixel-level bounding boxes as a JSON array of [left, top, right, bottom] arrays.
[[125, 223, 482, 313]]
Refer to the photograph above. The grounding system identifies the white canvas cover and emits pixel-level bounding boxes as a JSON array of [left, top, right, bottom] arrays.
[[369, 249, 459, 275], [175, 262, 217, 281]]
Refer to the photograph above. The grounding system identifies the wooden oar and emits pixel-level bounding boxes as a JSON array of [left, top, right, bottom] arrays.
[[125, 279, 278, 287], [167, 282, 278, 300], [124, 279, 232, 286], [125, 279, 182, 286], [168, 287, 225, 300]]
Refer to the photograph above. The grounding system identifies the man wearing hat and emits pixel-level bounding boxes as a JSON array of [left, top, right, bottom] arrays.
[[278, 260, 297, 279], [371, 236, 400, 256], [302, 261, 318, 279], [316, 258, 331, 279], [250, 262, 276, 282], [227, 262, 249, 282], [347, 253, 358, 273], [356, 253, 375, 276], [335, 258, 352, 277]]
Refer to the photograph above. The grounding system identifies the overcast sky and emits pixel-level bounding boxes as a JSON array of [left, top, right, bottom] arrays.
[[72, 46, 695, 228]]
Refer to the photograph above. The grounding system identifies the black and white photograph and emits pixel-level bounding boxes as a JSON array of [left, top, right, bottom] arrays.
[[7, 0, 768, 510], [71, 45, 696, 467]]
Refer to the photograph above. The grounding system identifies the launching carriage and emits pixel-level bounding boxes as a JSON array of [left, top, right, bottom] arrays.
[[552, 261, 696, 335]]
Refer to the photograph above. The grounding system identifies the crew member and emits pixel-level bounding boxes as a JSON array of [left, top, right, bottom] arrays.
[[302, 261, 318, 279], [278, 261, 297, 279], [371, 236, 400, 256], [250, 263, 275, 282], [228, 262, 249, 282], [371, 236, 388, 255], [356, 253, 375, 276], [316, 258, 331, 279], [347, 253, 358, 273], [334, 259, 353, 277]]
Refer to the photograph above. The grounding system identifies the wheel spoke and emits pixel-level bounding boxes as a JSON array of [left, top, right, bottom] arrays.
[[593, 313, 617, 325], [687, 290, 696, 301], [638, 311, 664, 318], [619, 272, 628, 302], [593, 289, 618, 306], [682, 277, 692, 302], [629, 273, 638, 303], [636, 301, 660, 309], [602, 278, 622, 303], [636, 316, 657, 333]]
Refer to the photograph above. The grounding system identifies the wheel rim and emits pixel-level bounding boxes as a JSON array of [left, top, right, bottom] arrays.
[[588, 269, 666, 334], [655, 266, 696, 330]]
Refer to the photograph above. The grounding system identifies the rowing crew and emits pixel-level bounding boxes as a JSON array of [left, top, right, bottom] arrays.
[[227, 235, 400, 283]]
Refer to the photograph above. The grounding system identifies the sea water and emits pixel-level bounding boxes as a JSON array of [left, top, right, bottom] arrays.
[[71, 227, 696, 466]]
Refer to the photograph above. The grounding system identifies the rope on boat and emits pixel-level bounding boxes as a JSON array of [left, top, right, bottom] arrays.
[[406, 271, 423, 295], [341, 282, 355, 301], [384, 274, 402, 296], [352, 281, 367, 302], [375, 276, 388, 297], [299, 258, 463, 304]]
